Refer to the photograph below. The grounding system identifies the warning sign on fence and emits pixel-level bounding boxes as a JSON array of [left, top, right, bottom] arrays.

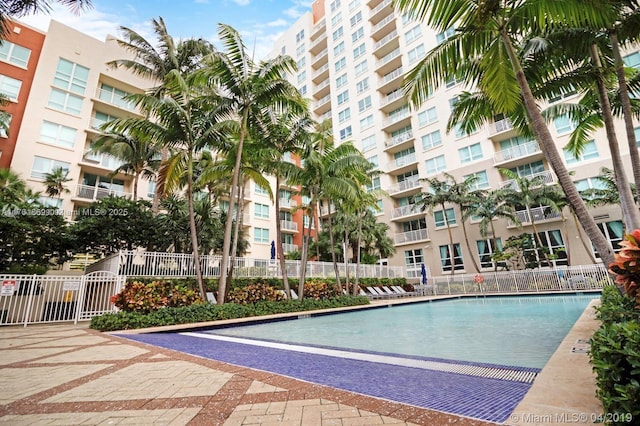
[[1, 280, 17, 296]]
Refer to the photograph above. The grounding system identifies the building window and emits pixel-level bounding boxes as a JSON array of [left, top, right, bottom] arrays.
[[0, 113, 11, 138], [353, 43, 366, 59], [349, 0, 360, 10], [417, 107, 437, 126], [331, 12, 342, 26], [332, 26, 344, 40], [53, 58, 89, 95], [296, 57, 306, 68], [300, 85, 307, 95], [623, 50, 640, 68], [338, 107, 351, 123], [367, 154, 378, 169], [48, 88, 83, 114], [38, 196, 63, 208], [98, 84, 136, 111], [436, 27, 456, 44], [360, 114, 374, 130], [336, 73, 348, 88], [459, 142, 483, 163], [0, 74, 21, 101], [464, 170, 490, 190], [404, 249, 424, 276], [574, 176, 607, 198], [358, 95, 371, 112], [408, 44, 426, 64], [370, 199, 383, 214], [439, 243, 464, 271], [30, 156, 70, 180], [254, 184, 269, 196], [339, 125, 352, 140], [421, 130, 442, 150], [434, 208, 456, 227], [335, 57, 347, 72], [510, 160, 545, 178], [362, 135, 376, 151], [147, 180, 157, 199], [527, 230, 568, 267], [596, 221, 624, 254], [352, 27, 364, 42], [39, 121, 77, 149], [296, 29, 305, 43], [337, 90, 349, 105], [0, 42, 31, 68], [366, 176, 381, 192], [350, 11, 362, 26], [354, 61, 368, 78], [405, 25, 422, 44], [477, 238, 503, 269], [425, 155, 446, 176], [356, 77, 369, 93], [554, 115, 577, 135], [254, 228, 269, 243], [296, 44, 305, 57], [255, 203, 269, 219], [563, 140, 599, 164], [297, 71, 306, 84], [330, 0, 341, 12]]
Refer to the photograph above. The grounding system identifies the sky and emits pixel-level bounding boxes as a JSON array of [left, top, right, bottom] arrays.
[[19, 0, 314, 59]]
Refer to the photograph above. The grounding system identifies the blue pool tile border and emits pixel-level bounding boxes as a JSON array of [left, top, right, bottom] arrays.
[[118, 331, 532, 423]]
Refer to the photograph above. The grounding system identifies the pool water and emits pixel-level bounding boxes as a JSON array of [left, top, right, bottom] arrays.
[[205, 294, 598, 368]]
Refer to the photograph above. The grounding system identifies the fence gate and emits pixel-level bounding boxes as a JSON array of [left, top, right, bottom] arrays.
[[0, 271, 124, 326]]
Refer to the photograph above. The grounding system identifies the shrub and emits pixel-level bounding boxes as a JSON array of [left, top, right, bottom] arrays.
[[227, 283, 285, 304], [590, 286, 640, 422], [304, 279, 342, 300], [608, 229, 640, 309], [111, 280, 201, 314]]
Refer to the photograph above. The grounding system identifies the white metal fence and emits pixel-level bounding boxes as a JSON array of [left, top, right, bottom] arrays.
[[423, 264, 612, 296], [86, 250, 406, 279], [0, 271, 125, 326]]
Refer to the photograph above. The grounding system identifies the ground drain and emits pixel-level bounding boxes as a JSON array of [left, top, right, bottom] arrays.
[[571, 338, 590, 354]]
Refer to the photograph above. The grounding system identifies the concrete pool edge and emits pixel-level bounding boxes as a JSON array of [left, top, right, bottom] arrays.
[[507, 298, 603, 425]]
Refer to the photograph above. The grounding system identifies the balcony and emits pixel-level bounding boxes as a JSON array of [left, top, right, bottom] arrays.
[[388, 176, 421, 196], [281, 243, 299, 253], [74, 184, 131, 201], [378, 66, 404, 93], [384, 129, 414, 153], [500, 170, 556, 191], [311, 47, 328, 67], [509, 206, 562, 227], [373, 29, 399, 57], [370, 0, 393, 23], [310, 17, 326, 39], [318, 110, 332, 122], [313, 78, 330, 98], [371, 13, 396, 39], [279, 198, 298, 209], [280, 220, 299, 233], [309, 33, 327, 54], [494, 141, 543, 166], [381, 107, 411, 132], [394, 228, 430, 245], [94, 87, 137, 113], [379, 88, 405, 112], [80, 151, 124, 172], [320, 204, 337, 216], [313, 93, 331, 115], [385, 152, 418, 173], [312, 63, 329, 83], [391, 204, 423, 220], [488, 117, 518, 140], [375, 47, 402, 75]]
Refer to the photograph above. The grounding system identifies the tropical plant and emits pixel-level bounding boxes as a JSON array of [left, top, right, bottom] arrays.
[[395, 0, 618, 267], [608, 228, 640, 307], [43, 167, 71, 200]]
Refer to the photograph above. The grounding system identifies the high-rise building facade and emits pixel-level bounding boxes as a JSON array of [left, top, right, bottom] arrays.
[[269, 0, 639, 278]]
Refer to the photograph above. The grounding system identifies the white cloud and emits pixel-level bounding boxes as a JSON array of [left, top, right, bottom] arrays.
[[284, 0, 313, 19], [266, 18, 287, 27], [232, 0, 251, 5]]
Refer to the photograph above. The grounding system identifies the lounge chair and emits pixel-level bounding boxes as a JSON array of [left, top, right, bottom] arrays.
[[366, 286, 386, 299], [381, 286, 400, 298]]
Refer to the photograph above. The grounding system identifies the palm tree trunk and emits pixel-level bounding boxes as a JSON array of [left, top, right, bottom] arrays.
[[490, 221, 499, 272], [325, 202, 342, 290], [527, 206, 550, 267], [499, 30, 615, 268], [589, 44, 640, 230], [443, 203, 456, 275], [298, 204, 315, 300], [186, 159, 206, 301], [152, 148, 168, 214], [133, 172, 139, 201], [460, 211, 481, 272], [225, 182, 244, 300], [344, 225, 350, 290], [218, 110, 249, 303], [561, 209, 571, 266], [275, 175, 291, 299], [355, 210, 363, 291], [610, 30, 640, 204]]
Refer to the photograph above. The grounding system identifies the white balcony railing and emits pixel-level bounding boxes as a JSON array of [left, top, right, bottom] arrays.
[[281, 243, 299, 253], [489, 118, 513, 136], [374, 30, 398, 50], [388, 176, 421, 194], [81, 151, 124, 170], [381, 89, 404, 106], [394, 228, 429, 244], [75, 184, 131, 201], [385, 130, 413, 148], [376, 48, 401, 68], [96, 88, 136, 111], [382, 67, 403, 84], [370, 0, 393, 17], [279, 198, 298, 209], [494, 141, 540, 163], [280, 220, 299, 232], [312, 63, 329, 78], [500, 170, 555, 191], [513, 206, 562, 225], [386, 152, 417, 171], [391, 204, 422, 219]]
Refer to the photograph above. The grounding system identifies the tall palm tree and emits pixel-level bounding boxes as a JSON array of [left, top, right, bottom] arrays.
[[193, 24, 302, 304], [1, 0, 91, 37], [91, 129, 160, 201], [43, 167, 71, 200], [447, 174, 483, 273], [395, 0, 618, 267], [0, 168, 27, 205]]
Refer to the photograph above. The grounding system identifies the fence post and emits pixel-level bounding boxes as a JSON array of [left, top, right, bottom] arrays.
[[75, 274, 88, 325], [532, 270, 539, 292], [22, 275, 38, 327]]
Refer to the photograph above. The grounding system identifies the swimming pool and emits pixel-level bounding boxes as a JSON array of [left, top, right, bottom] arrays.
[[204, 294, 598, 369], [118, 293, 598, 423]]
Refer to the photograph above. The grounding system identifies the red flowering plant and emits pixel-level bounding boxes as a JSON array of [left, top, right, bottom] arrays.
[[608, 229, 640, 309]]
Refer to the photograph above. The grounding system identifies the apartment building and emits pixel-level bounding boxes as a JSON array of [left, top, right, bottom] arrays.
[[269, 0, 638, 278]]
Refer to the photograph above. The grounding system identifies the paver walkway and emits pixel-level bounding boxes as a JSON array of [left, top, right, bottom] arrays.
[[0, 324, 494, 425]]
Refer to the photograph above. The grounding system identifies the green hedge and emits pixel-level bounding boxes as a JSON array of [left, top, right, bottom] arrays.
[[590, 286, 640, 423], [90, 295, 370, 332]]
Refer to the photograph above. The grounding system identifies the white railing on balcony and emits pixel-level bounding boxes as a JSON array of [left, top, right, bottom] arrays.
[[513, 206, 562, 225], [374, 29, 398, 50], [370, 0, 393, 17], [381, 88, 404, 107], [494, 141, 540, 163], [385, 129, 413, 148], [500, 170, 555, 191], [319, 110, 332, 121], [384, 108, 410, 127], [320, 204, 337, 216], [315, 94, 331, 108], [281, 243, 299, 253], [489, 118, 513, 136], [96, 88, 136, 111], [391, 204, 422, 219], [313, 48, 328, 62], [279, 198, 298, 209], [281, 220, 299, 232], [388, 176, 421, 194], [81, 151, 124, 170], [75, 184, 131, 201], [386, 152, 417, 171], [376, 48, 401, 68], [314, 79, 330, 93], [382, 68, 403, 87], [313, 63, 329, 78], [394, 228, 429, 244], [310, 33, 327, 49]]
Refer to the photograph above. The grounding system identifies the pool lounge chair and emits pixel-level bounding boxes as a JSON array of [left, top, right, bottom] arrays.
[[381, 286, 401, 298], [366, 286, 387, 299]]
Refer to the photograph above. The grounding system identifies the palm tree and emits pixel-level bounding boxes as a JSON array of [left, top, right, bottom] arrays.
[[1, 0, 91, 37], [580, 167, 636, 209], [43, 167, 71, 200], [0, 168, 27, 205], [91, 129, 160, 201], [193, 24, 302, 304], [396, 0, 618, 267], [447, 174, 483, 273]]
